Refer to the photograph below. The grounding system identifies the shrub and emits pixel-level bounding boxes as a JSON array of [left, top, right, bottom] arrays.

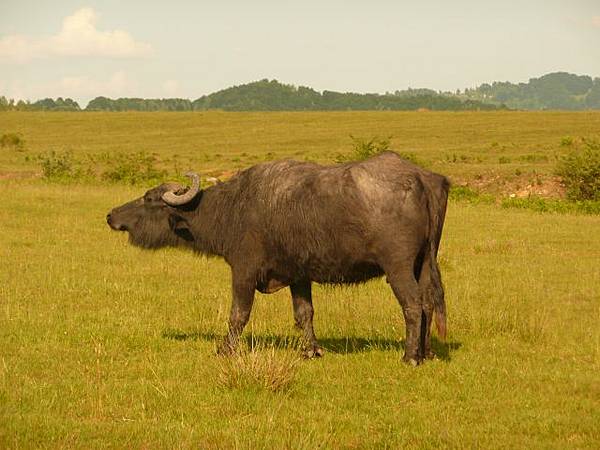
[[0, 132, 25, 150], [37, 150, 172, 185], [336, 135, 391, 162], [556, 139, 600, 201], [335, 135, 427, 167], [38, 151, 85, 181], [498, 156, 511, 164], [100, 152, 168, 186], [560, 136, 573, 147]]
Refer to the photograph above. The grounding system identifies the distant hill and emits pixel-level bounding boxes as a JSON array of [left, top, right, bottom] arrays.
[[462, 72, 600, 110], [1, 72, 599, 111], [190, 79, 500, 111]]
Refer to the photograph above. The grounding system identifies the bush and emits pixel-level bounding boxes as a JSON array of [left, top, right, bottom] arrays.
[[336, 135, 391, 162], [37, 150, 172, 185], [38, 151, 86, 181], [335, 135, 428, 167], [0, 132, 25, 150], [99, 152, 168, 186], [556, 139, 600, 201], [560, 136, 574, 147]]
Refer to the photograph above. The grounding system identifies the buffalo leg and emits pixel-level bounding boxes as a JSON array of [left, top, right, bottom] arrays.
[[386, 265, 424, 365], [421, 304, 434, 359], [418, 259, 437, 359], [217, 272, 255, 355], [290, 281, 324, 358]]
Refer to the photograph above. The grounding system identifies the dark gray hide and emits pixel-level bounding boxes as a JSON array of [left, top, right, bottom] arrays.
[[106, 151, 449, 364]]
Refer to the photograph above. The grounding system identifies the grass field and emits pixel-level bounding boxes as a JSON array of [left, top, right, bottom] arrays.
[[2, 110, 600, 182], [1, 112, 599, 448]]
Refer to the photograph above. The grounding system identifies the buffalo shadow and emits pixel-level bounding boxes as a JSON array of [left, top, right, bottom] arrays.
[[161, 328, 461, 361]]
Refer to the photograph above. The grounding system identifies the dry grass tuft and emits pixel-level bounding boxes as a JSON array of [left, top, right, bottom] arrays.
[[216, 344, 302, 393]]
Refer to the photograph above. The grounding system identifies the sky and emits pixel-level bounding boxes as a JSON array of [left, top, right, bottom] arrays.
[[1, 0, 599, 107]]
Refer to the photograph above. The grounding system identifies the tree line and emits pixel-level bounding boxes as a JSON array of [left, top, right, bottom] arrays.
[[1, 72, 599, 112], [461, 72, 600, 110], [0, 96, 81, 111], [0, 82, 500, 112]]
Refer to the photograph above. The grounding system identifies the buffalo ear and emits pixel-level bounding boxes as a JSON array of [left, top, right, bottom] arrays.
[[168, 214, 194, 241]]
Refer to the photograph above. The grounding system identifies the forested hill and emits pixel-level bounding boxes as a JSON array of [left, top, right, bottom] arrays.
[[1, 72, 598, 111], [0, 80, 499, 112], [462, 72, 600, 110], [189, 79, 500, 111]]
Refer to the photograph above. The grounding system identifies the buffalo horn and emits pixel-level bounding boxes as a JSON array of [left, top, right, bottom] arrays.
[[162, 172, 200, 206]]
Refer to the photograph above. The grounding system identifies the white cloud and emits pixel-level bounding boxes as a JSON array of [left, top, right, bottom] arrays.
[[162, 79, 180, 97], [0, 8, 153, 63]]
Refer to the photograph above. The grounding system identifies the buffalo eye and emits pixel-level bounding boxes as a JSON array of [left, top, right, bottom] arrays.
[[143, 193, 160, 205]]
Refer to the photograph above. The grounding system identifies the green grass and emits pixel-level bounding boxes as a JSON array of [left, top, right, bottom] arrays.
[[2, 110, 600, 181], [1, 111, 599, 448]]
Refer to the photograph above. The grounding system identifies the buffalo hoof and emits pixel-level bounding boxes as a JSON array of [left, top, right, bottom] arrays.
[[303, 346, 325, 359], [424, 350, 437, 360], [403, 355, 422, 366]]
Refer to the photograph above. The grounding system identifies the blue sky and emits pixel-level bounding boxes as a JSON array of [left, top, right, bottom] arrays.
[[1, 0, 599, 106]]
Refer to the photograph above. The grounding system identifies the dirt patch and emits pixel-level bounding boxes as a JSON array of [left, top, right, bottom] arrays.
[[455, 174, 566, 199], [508, 176, 565, 199]]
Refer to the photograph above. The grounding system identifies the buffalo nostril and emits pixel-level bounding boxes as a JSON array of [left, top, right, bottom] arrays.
[[106, 214, 126, 231]]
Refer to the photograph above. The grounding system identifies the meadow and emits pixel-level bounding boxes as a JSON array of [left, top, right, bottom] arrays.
[[1, 111, 599, 448]]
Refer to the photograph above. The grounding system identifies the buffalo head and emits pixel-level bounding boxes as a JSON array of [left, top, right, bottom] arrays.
[[106, 172, 200, 248]]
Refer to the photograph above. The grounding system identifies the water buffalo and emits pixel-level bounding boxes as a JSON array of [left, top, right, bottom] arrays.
[[106, 151, 449, 365]]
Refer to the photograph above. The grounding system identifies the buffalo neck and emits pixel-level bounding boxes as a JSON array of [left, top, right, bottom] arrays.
[[185, 184, 240, 257]]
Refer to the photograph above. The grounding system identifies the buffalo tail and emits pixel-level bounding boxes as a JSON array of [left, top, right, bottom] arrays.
[[426, 175, 449, 340]]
